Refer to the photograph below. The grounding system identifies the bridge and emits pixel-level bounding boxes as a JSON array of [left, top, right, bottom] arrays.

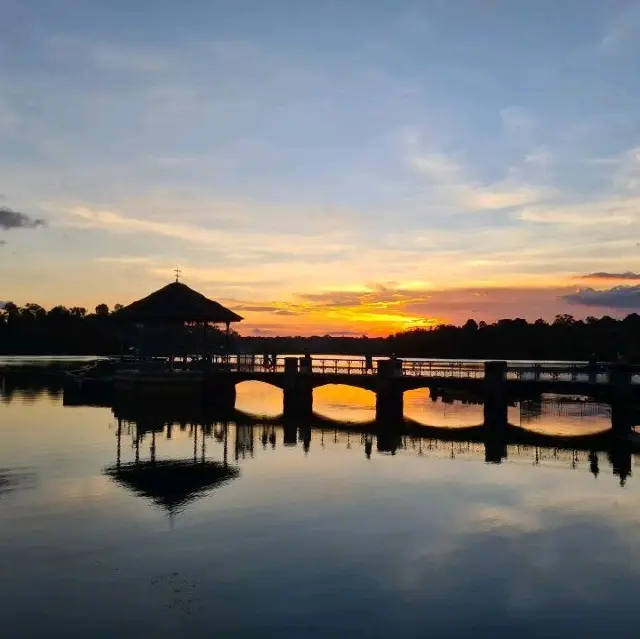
[[191, 356, 640, 432]]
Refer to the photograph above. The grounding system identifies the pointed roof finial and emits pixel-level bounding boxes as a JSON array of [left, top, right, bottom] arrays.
[[174, 266, 182, 283]]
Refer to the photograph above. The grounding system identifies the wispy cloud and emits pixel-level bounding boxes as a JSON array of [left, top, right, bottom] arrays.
[[407, 145, 553, 212], [64, 206, 355, 262], [518, 196, 640, 226]]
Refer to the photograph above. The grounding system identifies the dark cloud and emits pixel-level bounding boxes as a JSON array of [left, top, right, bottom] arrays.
[[232, 304, 303, 316], [564, 286, 640, 309], [0, 206, 46, 230], [578, 272, 640, 281], [233, 304, 282, 312], [272, 309, 299, 316]]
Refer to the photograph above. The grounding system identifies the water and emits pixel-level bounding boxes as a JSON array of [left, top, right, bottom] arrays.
[[1, 371, 640, 638]]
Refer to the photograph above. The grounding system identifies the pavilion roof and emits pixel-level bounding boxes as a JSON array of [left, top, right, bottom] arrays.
[[104, 459, 240, 514], [114, 281, 243, 324]]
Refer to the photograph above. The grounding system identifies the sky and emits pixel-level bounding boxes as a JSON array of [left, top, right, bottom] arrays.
[[1, 0, 640, 336]]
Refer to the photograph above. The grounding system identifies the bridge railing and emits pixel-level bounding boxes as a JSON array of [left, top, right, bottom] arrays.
[[401, 361, 484, 378], [213, 355, 639, 384], [507, 364, 609, 383]]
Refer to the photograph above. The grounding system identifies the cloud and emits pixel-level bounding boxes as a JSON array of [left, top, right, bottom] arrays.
[[564, 286, 640, 310], [0, 206, 46, 230], [63, 206, 355, 262], [292, 283, 585, 329], [578, 272, 640, 281], [409, 153, 461, 182], [407, 149, 552, 212], [231, 304, 304, 316], [518, 196, 640, 226]]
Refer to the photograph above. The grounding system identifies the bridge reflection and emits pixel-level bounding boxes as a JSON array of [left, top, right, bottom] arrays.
[[111, 401, 638, 489]]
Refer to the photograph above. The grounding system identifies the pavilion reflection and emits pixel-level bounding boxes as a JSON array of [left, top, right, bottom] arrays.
[[104, 404, 241, 518]]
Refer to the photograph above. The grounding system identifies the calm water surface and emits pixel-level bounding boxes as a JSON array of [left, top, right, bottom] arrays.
[[1, 375, 640, 638]]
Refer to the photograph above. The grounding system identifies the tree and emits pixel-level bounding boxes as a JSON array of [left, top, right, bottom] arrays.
[[24, 303, 46, 320], [462, 319, 478, 332], [48, 306, 71, 319], [95, 304, 110, 317]]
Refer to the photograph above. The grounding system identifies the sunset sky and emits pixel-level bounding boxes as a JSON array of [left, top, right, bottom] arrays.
[[1, 0, 640, 336]]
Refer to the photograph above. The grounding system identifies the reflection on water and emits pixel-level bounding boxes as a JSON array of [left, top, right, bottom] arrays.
[[405, 388, 486, 427], [234, 381, 615, 438], [2, 374, 640, 638], [235, 381, 283, 417], [519, 395, 612, 436], [105, 459, 240, 517], [312, 385, 376, 423]]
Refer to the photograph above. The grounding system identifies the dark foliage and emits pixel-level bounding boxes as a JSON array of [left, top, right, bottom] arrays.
[[0, 302, 231, 355], [387, 314, 640, 362]]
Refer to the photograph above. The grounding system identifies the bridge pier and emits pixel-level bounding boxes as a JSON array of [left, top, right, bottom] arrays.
[[610, 364, 633, 434], [282, 357, 313, 419], [203, 374, 236, 411], [375, 359, 404, 425], [484, 436, 508, 464], [483, 361, 508, 429]]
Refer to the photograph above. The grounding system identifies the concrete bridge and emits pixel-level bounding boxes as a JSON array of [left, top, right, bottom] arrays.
[[204, 357, 640, 432]]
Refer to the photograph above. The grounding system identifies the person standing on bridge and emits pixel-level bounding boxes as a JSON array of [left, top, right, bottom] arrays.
[[301, 351, 312, 374], [365, 353, 373, 372]]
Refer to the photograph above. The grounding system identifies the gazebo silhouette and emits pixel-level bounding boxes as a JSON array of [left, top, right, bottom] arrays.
[[114, 278, 243, 364]]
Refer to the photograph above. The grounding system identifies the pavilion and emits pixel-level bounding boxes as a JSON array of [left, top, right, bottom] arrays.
[[114, 277, 243, 363], [111, 277, 244, 397]]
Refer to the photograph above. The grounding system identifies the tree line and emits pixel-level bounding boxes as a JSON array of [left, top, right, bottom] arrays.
[[0, 302, 229, 355], [0, 301, 639, 361], [387, 314, 640, 362]]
